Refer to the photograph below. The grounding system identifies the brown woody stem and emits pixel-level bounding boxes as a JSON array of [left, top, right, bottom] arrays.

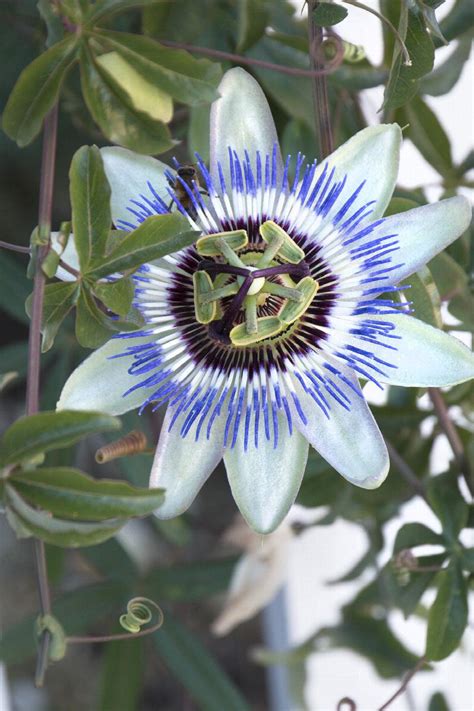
[[27, 104, 59, 688]]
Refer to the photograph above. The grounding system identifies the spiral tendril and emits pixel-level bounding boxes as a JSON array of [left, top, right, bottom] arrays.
[[120, 597, 163, 634], [95, 430, 148, 463], [66, 597, 164, 645]]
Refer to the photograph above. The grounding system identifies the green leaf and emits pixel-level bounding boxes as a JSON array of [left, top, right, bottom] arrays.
[[99, 639, 144, 711], [383, 7, 435, 112], [420, 37, 471, 96], [39, 281, 80, 352], [96, 51, 173, 123], [2, 36, 78, 147], [86, 0, 165, 24], [4, 484, 124, 547], [459, 547, 474, 572], [428, 692, 450, 711], [188, 104, 211, 163], [397, 96, 454, 178], [79, 43, 174, 155], [144, 558, 236, 601], [87, 213, 199, 279], [385, 197, 420, 217], [328, 60, 388, 91], [9, 467, 165, 520], [0, 251, 31, 325], [70, 145, 112, 271], [94, 277, 135, 316], [429, 251, 467, 301], [427, 472, 469, 542], [426, 560, 468, 660], [0, 581, 129, 664], [0, 410, 120, 467], [75, 285, 139, 349], [438, 0, 474, 42], [37, 0, 65, 46], [237, 0, 269, 51], [153, 612, 250, 711], [94, 30, 222, 106], [314, 612, 420, 678], [313, 2, 348, 26], [394, 523, 444, 553], [0, 343, 29, 382], [402, 267, 442, 329], [81, 538, 138, 581]]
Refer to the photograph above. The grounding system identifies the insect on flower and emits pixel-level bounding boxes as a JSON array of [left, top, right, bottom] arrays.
[[56, 68, 474, 533]]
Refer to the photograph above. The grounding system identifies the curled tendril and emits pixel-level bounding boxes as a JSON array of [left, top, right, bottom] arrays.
[[120, 597, 163, 634], [95, 430, 148, 463], [67, 597, 164, 645], [337, 698, 357, 711]]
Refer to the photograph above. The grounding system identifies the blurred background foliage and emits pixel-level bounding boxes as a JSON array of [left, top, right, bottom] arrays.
[[0, 0, 473, 709]]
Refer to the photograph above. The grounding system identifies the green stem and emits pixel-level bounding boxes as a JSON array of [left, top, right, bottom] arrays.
[[27, 104, 59, 688], [307, 1, 334, 158], [342, 0, 411, 66], [428, 388, 473, 497]]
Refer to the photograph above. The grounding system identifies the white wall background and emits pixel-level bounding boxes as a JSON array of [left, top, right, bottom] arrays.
[[286, 2, 473, 709]]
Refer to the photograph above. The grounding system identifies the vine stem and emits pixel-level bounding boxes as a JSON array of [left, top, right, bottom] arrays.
[[385, 439, 428, 501], [159, 39, 344, 78], [377, 656, 427, 710], [27, 104, 59, 687], [428, 387, 473, 497], [307, 1, 334, 158]]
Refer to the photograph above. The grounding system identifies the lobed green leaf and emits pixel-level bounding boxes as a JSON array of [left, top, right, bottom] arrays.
[[87, 213, 200, 279], [383, 8, 435, 111], [70, 145, 112, 271], [79, 43, 175, 154], [402, 267, 442, 330], [2, 36, 78, 147], [427, 472, 469, 542], [93, 277, 135, 317], [425, 560, 468, 660], [420, 37, 472, 96], [393, 522, 444, 553], [4, 484, 124, 547], [99, 639, 144, 711], [86, 0, 166, 24], [397, 96, 454, 178], [153, 612, 250, 711], [0, 410, 120, 466], [9, 466, 165, 520], [312, 2, 348, 27], [236, 0, 269, 51], [94, 30, 222, 106], [39, 281, 80, 352]]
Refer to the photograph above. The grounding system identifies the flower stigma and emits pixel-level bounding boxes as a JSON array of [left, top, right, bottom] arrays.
[[193, 221, 319, 347]]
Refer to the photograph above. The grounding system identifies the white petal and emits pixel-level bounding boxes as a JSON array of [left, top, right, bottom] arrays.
[[224, 418, 308, 534], [150, 404, 225, 519], [372, 196, 471, 285], [291, 367, 389, 489], [360, 313, 474, 387], [100, 146, 173, 227], [209, 67, 282, 187], [57, 334, 159, 415], [51, 231, 80, 282], [311, 124, 401, 223]]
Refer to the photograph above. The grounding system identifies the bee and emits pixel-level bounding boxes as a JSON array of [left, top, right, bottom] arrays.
[[168, 164, 207, 220]]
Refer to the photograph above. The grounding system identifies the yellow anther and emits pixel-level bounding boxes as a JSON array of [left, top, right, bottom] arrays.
[[279, 277, 318, 325], [230, 316, 284, 346], [193, 271, 216, 324], [196, 229, 248, 256], [259, 221, 305, 264]]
